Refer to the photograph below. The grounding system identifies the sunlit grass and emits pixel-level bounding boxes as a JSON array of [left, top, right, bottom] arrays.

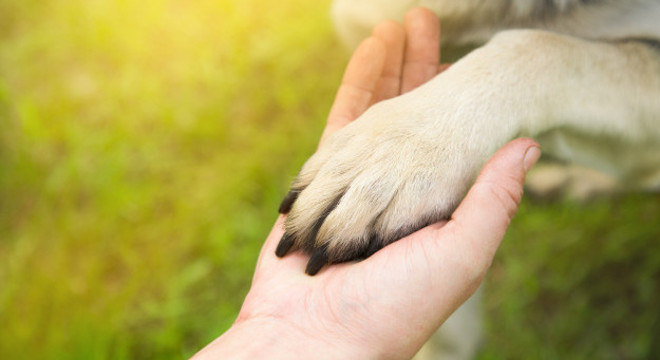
[[0, 1, 658, 359]]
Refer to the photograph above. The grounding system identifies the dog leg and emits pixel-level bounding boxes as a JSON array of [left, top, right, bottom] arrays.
[[279, 29, 660, 272]]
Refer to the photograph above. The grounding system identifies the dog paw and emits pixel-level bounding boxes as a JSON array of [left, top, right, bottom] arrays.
[[276, 99, 490, 274]]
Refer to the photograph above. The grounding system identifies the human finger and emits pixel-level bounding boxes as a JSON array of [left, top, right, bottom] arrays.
[[322, 37, 386, 144], [401, 7, 440, 93], [352, 139, 540, 331], [369, 20, 406, 105], [364, 139, 539, 289]]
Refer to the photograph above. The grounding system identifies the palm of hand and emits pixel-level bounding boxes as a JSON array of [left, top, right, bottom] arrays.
[[239, 217, 478, 359]]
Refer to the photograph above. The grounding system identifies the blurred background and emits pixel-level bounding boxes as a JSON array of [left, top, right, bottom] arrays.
[[0, 0, 658, 358]]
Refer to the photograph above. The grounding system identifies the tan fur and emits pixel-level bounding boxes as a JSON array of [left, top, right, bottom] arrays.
[[286, 29, 660, 258]]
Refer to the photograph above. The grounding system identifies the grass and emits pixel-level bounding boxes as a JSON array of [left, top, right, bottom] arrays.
[[482, 195, 660, 359], [0, 0, 658, 358]]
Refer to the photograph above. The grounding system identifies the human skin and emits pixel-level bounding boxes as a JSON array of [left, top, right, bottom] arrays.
[[192, 8, 540, 360]]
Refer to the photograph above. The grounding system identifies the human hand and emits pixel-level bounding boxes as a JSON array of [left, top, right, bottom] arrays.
[[194, 139, 540, 360], [192, 7, 540, 360]]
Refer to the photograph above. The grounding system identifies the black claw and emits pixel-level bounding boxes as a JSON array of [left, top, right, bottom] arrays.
[[299, 193, 344, 254], [278, 189, 301, 214], [275, 233, 295, 257], [305, 246, 329, 275]]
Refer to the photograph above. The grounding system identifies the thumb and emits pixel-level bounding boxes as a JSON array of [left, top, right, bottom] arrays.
[[348, 138, 541, 355], [445, 137, 541, 267]]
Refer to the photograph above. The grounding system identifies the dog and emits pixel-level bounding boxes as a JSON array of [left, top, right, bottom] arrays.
[[277, 1, 660, 358]]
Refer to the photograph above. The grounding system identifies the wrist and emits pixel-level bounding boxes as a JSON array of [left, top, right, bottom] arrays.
[[191, 317, 376, 360]]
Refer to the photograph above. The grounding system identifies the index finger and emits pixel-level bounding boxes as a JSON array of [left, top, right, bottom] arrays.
[[322, 37, 386, 144]]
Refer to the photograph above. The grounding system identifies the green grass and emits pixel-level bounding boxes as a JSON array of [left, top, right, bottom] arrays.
[[481, 195, 660, 359], [0, 1, 658, 358]]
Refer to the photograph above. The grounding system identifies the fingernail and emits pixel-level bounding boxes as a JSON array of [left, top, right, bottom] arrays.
[[523, 146, 541, 172]]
